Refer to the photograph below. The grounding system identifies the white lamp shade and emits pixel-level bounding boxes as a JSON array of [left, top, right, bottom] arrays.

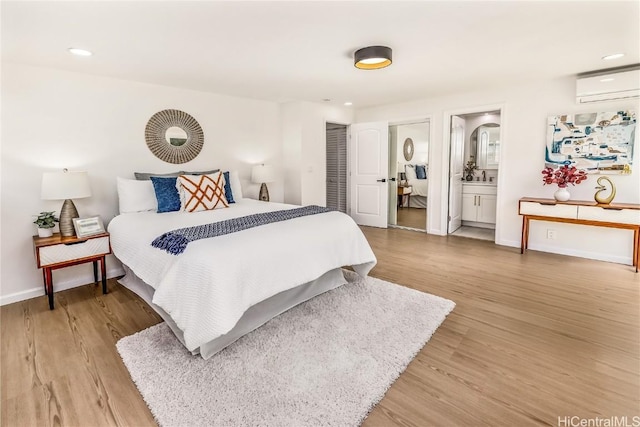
[[251, 164, 275, 184], [41, 171, 92, 200]]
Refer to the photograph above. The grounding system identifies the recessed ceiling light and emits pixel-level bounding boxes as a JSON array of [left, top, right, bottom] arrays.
[[600, 77, 615, 82], [68, 48, 92, 56], [602, 53, 624, 60], [344, 102, 353, 106]]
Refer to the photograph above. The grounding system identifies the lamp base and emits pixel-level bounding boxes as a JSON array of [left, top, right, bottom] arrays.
[[258, 183, 270, 202], [59, 199, 79, 237]]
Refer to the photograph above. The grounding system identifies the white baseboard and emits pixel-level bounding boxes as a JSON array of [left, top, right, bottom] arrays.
[[527, 243, 633, 265], [0, 266, 125, 306], [497, 238, 520, 248], [494, 238, 632, 265]]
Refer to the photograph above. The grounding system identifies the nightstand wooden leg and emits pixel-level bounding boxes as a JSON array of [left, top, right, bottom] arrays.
[[101, 256, 107, 294], [45, 268, 54, 310], [92, 261, 98, 284]]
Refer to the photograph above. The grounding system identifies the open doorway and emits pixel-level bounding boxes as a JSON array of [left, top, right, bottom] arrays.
[[447, 110, 501, 241], [389, 121, 430, 231]]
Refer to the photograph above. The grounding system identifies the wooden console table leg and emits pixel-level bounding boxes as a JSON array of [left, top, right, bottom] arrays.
[[45, 268, 54, 310], [100, 256, 107, 294], [521, 216, 530, 254], [633, 227, 640, 273]]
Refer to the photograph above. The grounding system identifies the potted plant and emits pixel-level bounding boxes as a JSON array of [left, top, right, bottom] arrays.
[[541, 165, 587, 201], [464, 157, 478, 181], [34, 211, 58, 237]]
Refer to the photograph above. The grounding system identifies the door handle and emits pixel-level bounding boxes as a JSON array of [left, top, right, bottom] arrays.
[[377, 178, 387, 183], [389, 177, 396, 182]]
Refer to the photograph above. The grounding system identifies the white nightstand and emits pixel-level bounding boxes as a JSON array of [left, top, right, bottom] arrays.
[[33, 232, 111, 309], [397, 186, 413, 208]]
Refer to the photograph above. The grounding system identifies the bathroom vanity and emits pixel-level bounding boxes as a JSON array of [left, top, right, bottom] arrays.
[[462, 182, 497, 227]]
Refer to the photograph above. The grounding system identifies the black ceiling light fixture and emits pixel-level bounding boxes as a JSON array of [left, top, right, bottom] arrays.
[[354, 46, 392, 70]]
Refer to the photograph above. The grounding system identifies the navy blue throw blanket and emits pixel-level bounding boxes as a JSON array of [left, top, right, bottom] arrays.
[[152, 205, 333, 255]]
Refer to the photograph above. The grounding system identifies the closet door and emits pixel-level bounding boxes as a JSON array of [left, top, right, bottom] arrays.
[[326, 123, 347, 213]]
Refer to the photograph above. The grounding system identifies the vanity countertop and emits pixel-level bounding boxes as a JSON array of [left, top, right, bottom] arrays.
[[463, 181, 497, 187]]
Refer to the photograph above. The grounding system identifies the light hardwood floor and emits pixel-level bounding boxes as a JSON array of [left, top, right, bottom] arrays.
[[396, 207, 426, 230], [1, 227, 638, 426]]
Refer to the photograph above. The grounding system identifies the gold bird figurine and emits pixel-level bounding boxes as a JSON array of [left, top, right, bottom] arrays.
[[594, 176, 616, 205]]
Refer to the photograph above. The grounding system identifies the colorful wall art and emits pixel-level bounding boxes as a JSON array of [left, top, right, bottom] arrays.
[[545, 110, 636, 174]]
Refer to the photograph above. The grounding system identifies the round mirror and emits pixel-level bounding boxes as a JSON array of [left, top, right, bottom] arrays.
[[403, 138, 414, 161], [145, 109, 204, 164], [165, 126, 188, 146]]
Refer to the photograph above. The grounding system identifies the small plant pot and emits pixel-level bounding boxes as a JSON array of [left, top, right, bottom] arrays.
[[38, 228, 53, 238]]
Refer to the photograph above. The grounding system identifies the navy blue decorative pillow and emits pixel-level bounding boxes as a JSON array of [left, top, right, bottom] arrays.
[[150, 176, 181, 213], [415, 165, 427, 180], [223, 171, 235, 204]]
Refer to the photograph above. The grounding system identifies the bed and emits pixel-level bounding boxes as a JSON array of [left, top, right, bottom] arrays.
[[404, 164, 428, 208], [108, 194, 377, 359]]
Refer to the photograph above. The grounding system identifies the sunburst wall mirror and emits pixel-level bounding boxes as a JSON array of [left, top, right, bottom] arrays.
[[145, 109, 204, 164], [403, 138, 414, 161]]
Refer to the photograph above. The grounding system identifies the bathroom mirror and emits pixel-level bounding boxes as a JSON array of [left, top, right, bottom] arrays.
[[145, 109, 204, 164], [403, 138, 414, 161], [471, 123, 500, 170]]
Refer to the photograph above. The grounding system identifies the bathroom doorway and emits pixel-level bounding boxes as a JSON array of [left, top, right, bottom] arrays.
[[447, 110, 501, 241], [388, 120, 430, 231]]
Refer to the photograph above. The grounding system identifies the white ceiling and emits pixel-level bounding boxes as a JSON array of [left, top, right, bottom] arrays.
[[2, 1, 639, 108]]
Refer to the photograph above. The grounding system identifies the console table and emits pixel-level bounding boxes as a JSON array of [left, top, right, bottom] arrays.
[[518, 197, 640, 272]]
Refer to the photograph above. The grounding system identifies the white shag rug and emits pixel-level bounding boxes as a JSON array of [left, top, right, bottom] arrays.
[[116, 271, 455, 427]]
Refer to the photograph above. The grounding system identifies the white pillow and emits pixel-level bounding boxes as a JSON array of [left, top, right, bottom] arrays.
[[404, 164, 417, 181], [117, 177, 158, 214], [228, 170, 243, 200]]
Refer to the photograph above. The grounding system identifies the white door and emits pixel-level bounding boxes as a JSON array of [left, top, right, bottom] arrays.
[[349, 121, 389, 228], [448, 116, 465, 233]]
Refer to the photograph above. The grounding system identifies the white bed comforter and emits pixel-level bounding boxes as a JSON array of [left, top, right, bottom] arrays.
[[407, 178, 428, 197], [108, 199, 376, 351]]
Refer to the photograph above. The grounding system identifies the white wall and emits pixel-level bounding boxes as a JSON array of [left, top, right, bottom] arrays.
[[356, 76, 640, 265], [1, 63, 283, 304], [281, 101, 353, 206], [396, 122, 430, 171]]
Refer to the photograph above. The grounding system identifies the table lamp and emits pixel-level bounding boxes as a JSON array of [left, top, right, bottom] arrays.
[[251, 164, 275, 202], [41, 169, 92, 237]]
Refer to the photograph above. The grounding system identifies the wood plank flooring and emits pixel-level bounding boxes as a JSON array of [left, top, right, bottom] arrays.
[[2, 227, 638, 426], [396, 207, 426, 230]]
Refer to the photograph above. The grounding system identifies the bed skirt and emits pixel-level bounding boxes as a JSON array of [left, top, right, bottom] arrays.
[[118, 265, 348, 359], [409, 195, 427, 208]]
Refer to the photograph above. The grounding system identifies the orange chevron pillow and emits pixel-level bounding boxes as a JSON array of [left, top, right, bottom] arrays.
[[177, 172, 229, 212]]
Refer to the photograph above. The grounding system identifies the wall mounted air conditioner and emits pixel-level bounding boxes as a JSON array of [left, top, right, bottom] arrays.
[[576, 68, 640, 104]]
